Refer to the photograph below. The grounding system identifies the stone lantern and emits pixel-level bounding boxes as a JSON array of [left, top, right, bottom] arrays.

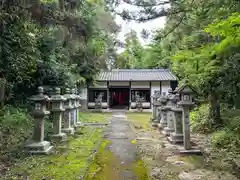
[[24, 87, 53, 154], [62, 88, 75, 134], [151, 95, 162, 127], [177, 84, 200, 153], [49, 87, 67, 141], [71, 88, 77, 128], [150, 92, 160, 122], [168, 94, 184, 144], [158, 96, 168, 129], [75, 89, 82, 127], [162, 89, 175, 136]]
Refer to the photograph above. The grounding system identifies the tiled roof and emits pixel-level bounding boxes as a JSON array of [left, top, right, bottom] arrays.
[[96, 69, 177, 81]]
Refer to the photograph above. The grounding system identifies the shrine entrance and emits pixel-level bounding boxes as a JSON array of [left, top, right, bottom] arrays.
[[109, 87, 130, 109]]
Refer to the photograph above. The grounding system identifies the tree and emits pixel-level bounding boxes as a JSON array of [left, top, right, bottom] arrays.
[[0, 0, 119, 104]]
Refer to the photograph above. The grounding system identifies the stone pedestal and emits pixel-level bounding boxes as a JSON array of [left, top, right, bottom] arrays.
[[152, 103, 161, 127], [162, 91, 175, 136], [75, 93, 82, 127], [24, 87, 53, 154], [70, 88, 77, 128], [162, 106, 174, 136], [62, 88, 74, 135], [151, 105, 157, 122], [168, 107, 183, 144], [50, 88, 67, 141], [150, 93, 160, 122], [159, 106, 168, 129], [71, 89, 77, 127]]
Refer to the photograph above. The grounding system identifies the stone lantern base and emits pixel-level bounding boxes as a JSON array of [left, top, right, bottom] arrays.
[[62, 127, 75, 135], [151, 120, 159, 127], [76, 121, 83, 127], [50, 133, 67, 142], [157, 123, 163, 130], [162, 127, 174, 136], [168, 132, 183, 144], [24, 141, 54, 155], [158, 123, 167, 129], [150, 116, 155, 122]]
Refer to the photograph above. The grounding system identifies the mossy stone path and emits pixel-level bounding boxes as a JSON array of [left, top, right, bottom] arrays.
[[104, 112, 138, 179], [88, 112, 149, 180]]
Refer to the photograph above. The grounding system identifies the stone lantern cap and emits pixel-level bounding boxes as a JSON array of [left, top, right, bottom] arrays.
[[151, 92, 160, 98], [159, 96, 167, 103], [29, 87, 50, 117], [50, 87, 66, 112], [64, 88, 75, 100], [63, 88, 74, 110], [169, 94, 179, 103], [174, 82, 197, 95], [29, 87, 50, 102], [70, 88, 77, 99], [73, 88, 82, 108], [50, 88, 66, 102]]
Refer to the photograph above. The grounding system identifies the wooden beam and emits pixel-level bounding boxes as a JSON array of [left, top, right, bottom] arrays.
[[160, 81, 162, 95], [87, 83, 89, 109], [149, 81, 152, 108], [129, 81, 131, 110], [107, 81, 109, 108]]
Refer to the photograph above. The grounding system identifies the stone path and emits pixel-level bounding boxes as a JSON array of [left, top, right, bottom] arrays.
[[103, 112, 138, 180]]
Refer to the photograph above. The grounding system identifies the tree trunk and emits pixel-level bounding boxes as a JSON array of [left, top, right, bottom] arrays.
[[0, 87, 5, 109], [208, 91, 222, 128]]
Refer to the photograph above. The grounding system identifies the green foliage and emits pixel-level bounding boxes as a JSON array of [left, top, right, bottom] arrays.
[[211, 129, 240, 152], [0, 106, 33, 154], [0, 0, 119, 104], [190, 105, 212, 133], [191, 105, 240, 153]]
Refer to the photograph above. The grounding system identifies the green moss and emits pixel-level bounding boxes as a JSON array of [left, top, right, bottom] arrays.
[[126, 112, 152, 130], [132, 160, 150, 180], [85, 140, 150, 180], [79, 112, 111, 123], [84, 140, 122, 180], [2, 127, 103, 180]]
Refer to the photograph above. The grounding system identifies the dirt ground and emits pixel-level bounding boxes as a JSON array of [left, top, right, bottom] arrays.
[[127, 113, 239, 180]]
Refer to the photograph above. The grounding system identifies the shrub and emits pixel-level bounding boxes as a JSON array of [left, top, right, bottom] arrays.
[[0, 106, 54, 156], [211, 129, 240, 152], [190, 104, 212, 133], [0, 106, 33, 155]]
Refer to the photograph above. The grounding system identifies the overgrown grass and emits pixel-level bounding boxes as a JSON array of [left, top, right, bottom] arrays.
[[126, 112, 151, 130], [0, 106, 33, 156], [1, 111, 110, 179], [2, 127, 103, 180], [190, 104, 240, 154], [79, 112, 111, 123]]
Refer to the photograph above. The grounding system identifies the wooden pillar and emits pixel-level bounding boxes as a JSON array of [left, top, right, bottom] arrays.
[[86, 83, 89, 109], [160, 81, 162, 95], [129, 81, 131, 110], [107, 81, 109, 108], [149, 81, 152, 108]]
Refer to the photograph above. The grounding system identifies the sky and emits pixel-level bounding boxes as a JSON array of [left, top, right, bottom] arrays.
[[114, 2, 166, 50]]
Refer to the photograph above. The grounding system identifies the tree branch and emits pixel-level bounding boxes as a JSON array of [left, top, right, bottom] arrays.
[[122, 0, 172, 7], [117, 8, 186, 22]]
